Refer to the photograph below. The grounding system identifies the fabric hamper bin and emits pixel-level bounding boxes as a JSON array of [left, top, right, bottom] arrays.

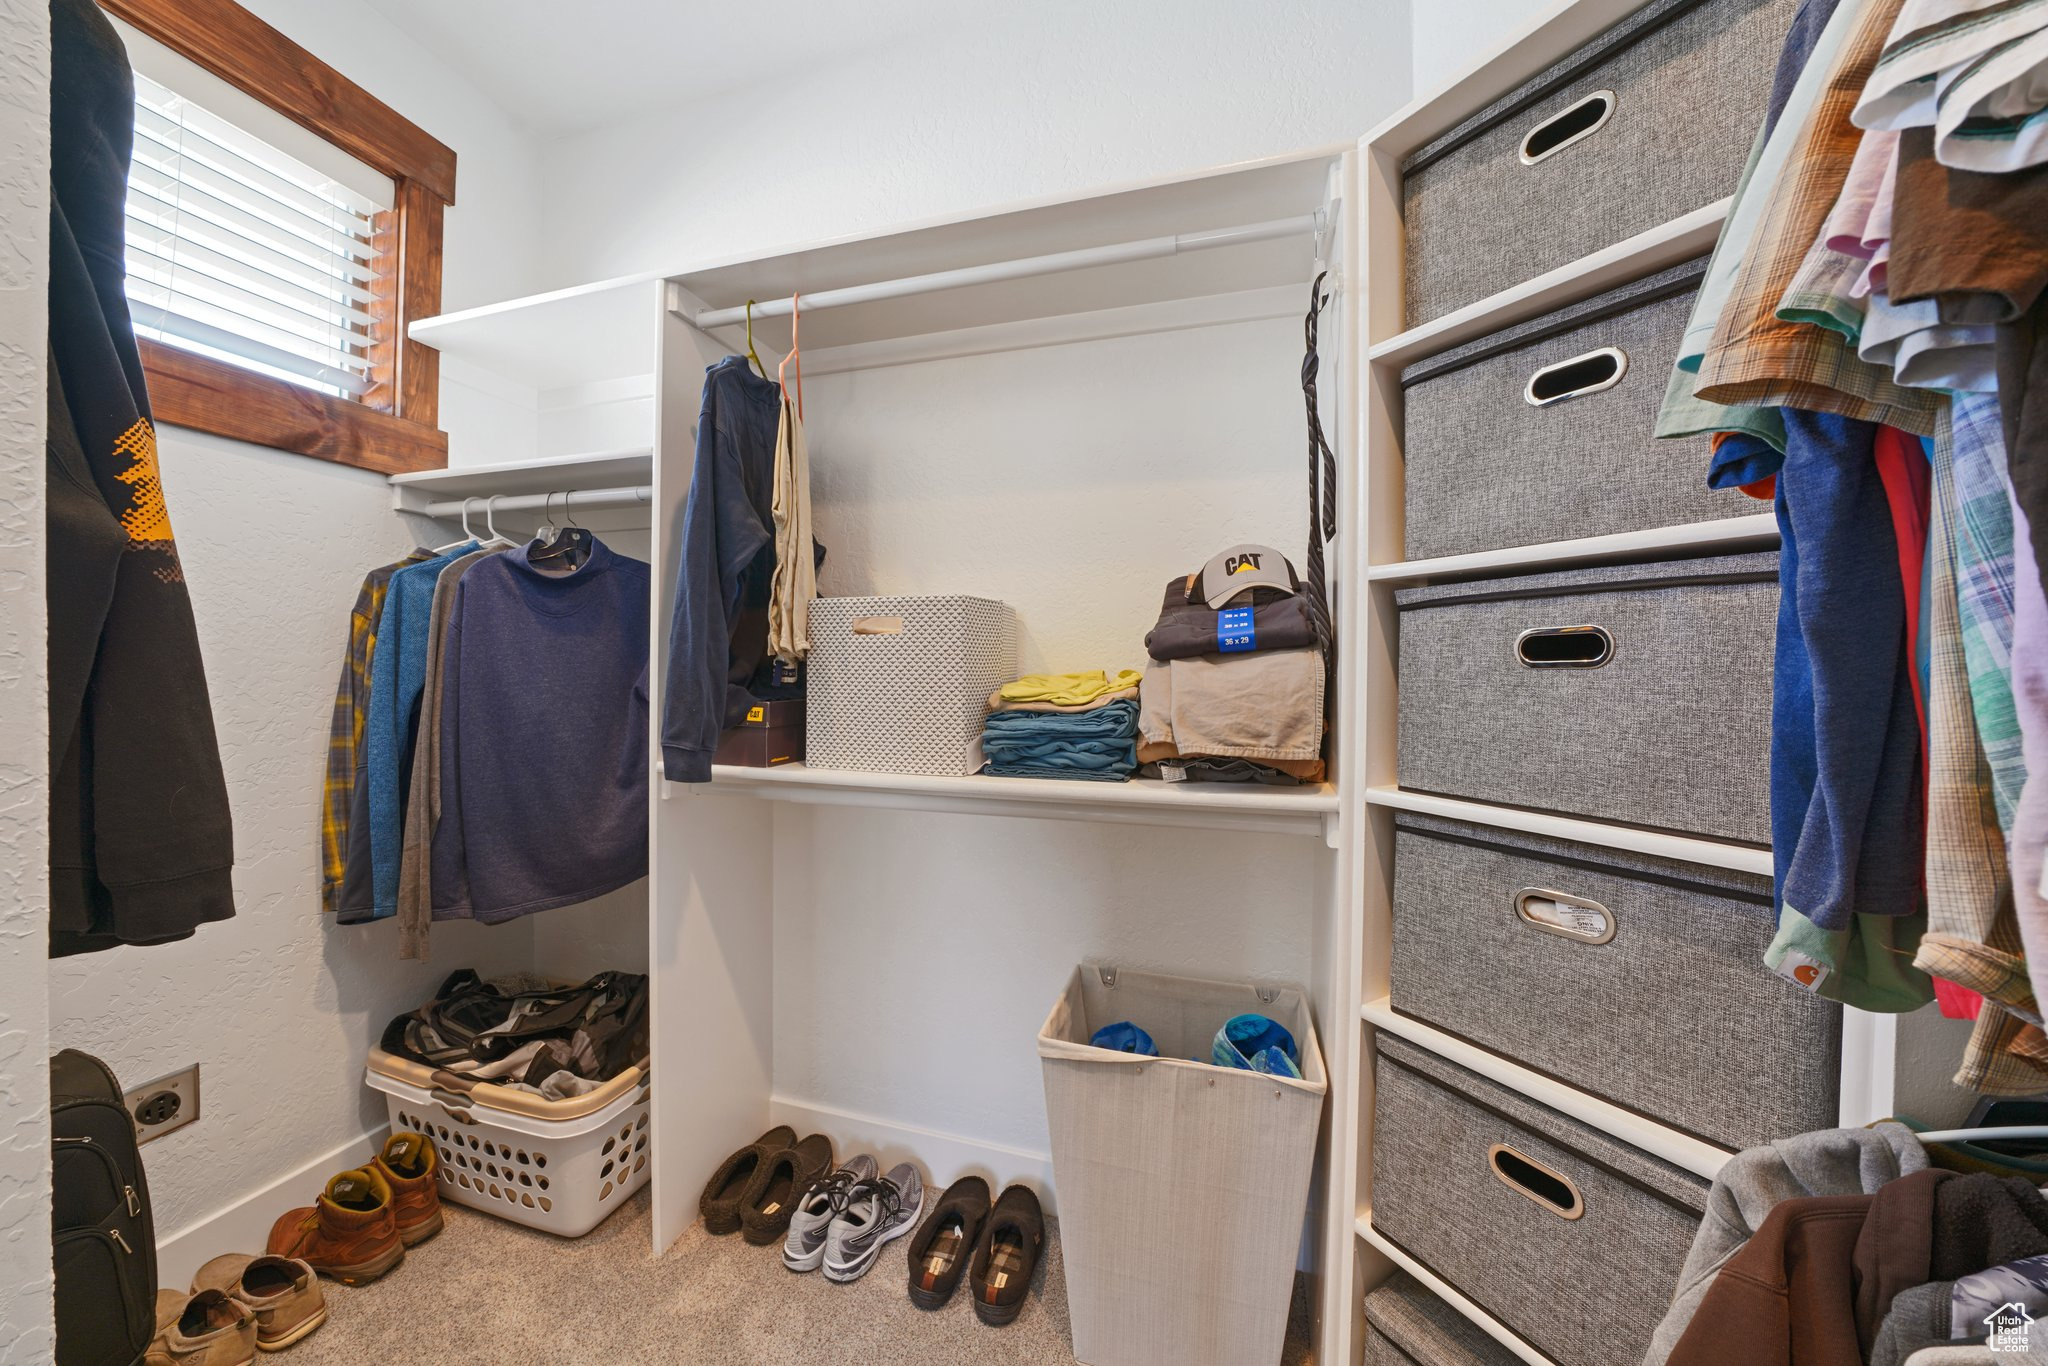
[[1401, 0, 1801, 326], [1363, 1271, 1523, 1366], [1039, 965, 1327, 1366], [366, 1047, 650, 1237], [1402, 258, 1752, 561], [1396, 551, 1776, 844], [806, 594, 1017, 775], [1390, 811, 1839, 1151], [1370, 1035, 1709, 1366]]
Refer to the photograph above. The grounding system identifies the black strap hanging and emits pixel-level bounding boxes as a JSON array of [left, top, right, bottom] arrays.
[[1301, 271, 1338, 663]]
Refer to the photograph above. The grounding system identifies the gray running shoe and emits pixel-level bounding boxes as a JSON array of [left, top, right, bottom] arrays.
[[782, 1155, 879, 1272], [823, 1163, 926, 1284]]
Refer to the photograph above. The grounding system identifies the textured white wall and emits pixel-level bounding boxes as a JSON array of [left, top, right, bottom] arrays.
[[538, 0, 1413, 286], [44, 434, 542, 1244], [0, 0, 52, 1353], [768, 317, 1325, 1150], [39, 0, 554, 1263], [1412, 0, 1557, 99]]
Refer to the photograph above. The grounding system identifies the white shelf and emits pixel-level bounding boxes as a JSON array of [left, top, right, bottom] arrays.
[[1368, 513, 1779, 582], [1366, 199, 1730, 369], [1361, 998, 1732, 1179], [1365, 787, 1772, 876], [1355, 1213, 1558, 1366], [682, 763, 1338, 841], [669, 148, 1343, 353], [388, 449, 652, 500], [408, 275, 660, 390]]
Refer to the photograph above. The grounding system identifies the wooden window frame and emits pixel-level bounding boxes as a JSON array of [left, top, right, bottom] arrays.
[[101, 0, 455, 474]]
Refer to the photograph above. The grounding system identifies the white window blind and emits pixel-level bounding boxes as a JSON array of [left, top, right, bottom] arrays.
[[123, 65, 395, 399]]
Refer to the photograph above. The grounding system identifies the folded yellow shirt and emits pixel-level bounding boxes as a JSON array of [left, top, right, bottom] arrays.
[[996, 670, 1143, 707]]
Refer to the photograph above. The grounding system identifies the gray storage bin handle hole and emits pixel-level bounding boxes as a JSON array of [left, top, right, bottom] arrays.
[[1488, 1143, 1584, 1220], [1514, 624, 1612, 668], [1513, 887, 1617, 944], [1519, 89, 1617, 166], [1524, 346, 1628, 407]]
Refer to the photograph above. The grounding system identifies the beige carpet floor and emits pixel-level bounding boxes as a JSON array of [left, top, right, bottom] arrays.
[[279, 1188, 1311, 1364]]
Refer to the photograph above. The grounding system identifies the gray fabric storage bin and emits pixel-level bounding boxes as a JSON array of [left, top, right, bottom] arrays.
[[1401, 0, 1800, 326], [1395, 552, 1776, 844], [1370, 1035, 1709, 1366], [1402, 259, 1752, 562], [1390, 812, 1839, 1150], [1039, 965, 1326, 1366], [1364, 1272, 1522, 1366]]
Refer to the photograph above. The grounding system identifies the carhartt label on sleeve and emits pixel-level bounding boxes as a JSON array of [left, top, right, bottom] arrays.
[[1775, 951, 1830, 992], [1218, 606, 1256, 653]]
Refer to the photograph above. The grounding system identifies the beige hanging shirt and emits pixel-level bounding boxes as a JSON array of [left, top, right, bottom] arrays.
[[768, 397, 817, 663]]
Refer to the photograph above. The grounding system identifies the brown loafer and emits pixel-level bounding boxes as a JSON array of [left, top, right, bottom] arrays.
[[146, 1288, 256, 1366], [739, 1133, 834, 1245], [265, 1167, 404, 1285], [191, 1254, 325, 1353], [373, 1131, 444, 1246], [700, 1125, 798, 1234]]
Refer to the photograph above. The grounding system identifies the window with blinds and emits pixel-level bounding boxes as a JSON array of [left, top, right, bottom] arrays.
[[124, 70, 394, 400]]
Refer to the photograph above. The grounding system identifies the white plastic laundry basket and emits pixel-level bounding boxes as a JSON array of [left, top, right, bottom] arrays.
[[1038, 964, 1326, 1366], [806, 594, 1016, 775], [365, 1050, 650, 1237]]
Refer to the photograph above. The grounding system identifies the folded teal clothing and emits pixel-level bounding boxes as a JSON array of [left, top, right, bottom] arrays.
[[981, 699, 1139, 781]]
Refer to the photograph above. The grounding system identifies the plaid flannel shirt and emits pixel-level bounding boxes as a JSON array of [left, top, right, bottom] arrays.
[[1694, 0, 1945, 435], [1920, 401, 2040, 1097], [321, 553, 428, 913]]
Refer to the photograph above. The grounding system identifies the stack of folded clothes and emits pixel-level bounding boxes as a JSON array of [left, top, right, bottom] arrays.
[[1138, 543, 1326, 786], [980, 670, 1141, 782]]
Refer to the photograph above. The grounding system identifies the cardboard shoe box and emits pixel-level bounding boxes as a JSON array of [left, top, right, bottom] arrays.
[[713, 698, 805, 768]]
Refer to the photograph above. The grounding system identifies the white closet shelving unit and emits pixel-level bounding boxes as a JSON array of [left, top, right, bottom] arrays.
[[399, 11, 1943, 1358], [1341, 3, 1910, 1364], [409, 147, 1366, 1363]]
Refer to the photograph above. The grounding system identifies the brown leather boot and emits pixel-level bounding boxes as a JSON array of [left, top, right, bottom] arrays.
[[265, 1168, 403, 1285], [373, 1131, 444, 1246]]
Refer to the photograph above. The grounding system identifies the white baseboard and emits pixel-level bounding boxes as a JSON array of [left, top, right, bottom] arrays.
[[766, 1096, 1058, 1216], [155, 1127, 388, 1289]]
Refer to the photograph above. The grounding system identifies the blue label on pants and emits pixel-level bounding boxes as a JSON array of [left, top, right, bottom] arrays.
[[1218, 607, 1256, 653]]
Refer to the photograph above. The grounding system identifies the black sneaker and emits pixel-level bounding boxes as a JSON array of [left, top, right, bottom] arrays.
[[906, 1175, 991, 1309], [968, 1184, 1044, 1326], [699, 1126, 797, 1235], [739, 1133, 834, 1245]]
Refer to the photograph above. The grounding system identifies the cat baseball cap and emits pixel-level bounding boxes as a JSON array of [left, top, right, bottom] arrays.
[[1190, 543, 1301, 609]]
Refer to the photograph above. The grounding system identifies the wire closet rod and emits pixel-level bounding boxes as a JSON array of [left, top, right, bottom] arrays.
[[688, 210, 1328, 330], [415, 486, 650, 519]]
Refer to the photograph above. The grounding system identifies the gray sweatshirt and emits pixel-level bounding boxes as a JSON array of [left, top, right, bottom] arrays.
[[1644, 1121, 1928, 1365]]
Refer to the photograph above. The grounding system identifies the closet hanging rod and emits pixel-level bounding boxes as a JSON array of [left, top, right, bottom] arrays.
[[412, 486, 650, 519], [1917, 1125, 2048, 1144], [687, 210, 1328, 330]]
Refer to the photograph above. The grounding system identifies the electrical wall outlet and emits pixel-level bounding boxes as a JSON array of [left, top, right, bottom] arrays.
[[124, 1064, 200, 1145]]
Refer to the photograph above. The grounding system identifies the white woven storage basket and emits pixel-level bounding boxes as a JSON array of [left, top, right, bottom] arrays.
[[806, 595, 1017, 776], [365, 1062, 650, 1237]]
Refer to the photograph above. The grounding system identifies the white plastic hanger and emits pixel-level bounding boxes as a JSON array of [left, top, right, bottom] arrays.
[[479, 494, 517, 549], [429, 496, 478, 555]]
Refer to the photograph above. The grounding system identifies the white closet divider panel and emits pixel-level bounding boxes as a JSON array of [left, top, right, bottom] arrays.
[[645, 292, 782, 1254]]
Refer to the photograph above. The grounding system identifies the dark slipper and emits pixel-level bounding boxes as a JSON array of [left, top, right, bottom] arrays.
[[969, 1184, 1044, 1326], [906, 1175, 991, 1310], [740, 1133, 834, 1245], [699, 1125, 797, 1235]]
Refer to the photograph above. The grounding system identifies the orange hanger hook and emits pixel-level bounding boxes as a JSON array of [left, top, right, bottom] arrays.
[[777, 292, 804, 421]]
